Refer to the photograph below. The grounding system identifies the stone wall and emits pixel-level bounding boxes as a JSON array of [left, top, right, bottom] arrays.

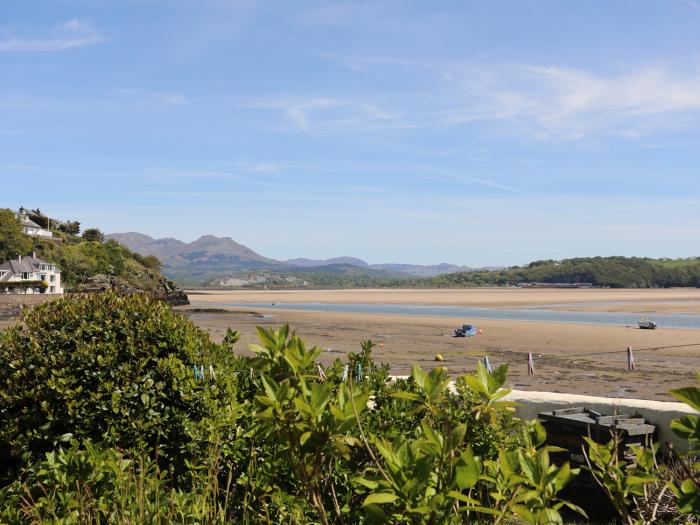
[[0, 294, 63, 306]]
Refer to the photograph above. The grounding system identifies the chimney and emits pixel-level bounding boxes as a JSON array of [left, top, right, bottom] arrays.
[[32, 251, 36, 259], [18, 255, 21, 262]]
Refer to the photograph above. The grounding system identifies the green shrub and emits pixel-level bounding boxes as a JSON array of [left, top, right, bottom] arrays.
[[0, 440, 236, 524], [0, 292, 224, 480]]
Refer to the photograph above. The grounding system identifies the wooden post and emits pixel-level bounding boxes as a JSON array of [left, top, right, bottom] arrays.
[[527, 352, 535, 375], [627, 346, 635, 371]]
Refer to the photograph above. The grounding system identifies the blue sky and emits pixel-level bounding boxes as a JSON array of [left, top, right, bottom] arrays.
[[2, 0, 700, 266]]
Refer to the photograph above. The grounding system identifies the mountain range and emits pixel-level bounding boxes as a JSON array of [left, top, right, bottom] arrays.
[[106, 232, 473, 285]]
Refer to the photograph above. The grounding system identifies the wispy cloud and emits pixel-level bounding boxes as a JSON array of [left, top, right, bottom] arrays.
[[244, 96, 402, 133], [440, 64, 700, 139], [0, 19, 103, 53], [327, 54, 700, 139], [111, 88, 188, 106], [246, 96, 337, 132], [412, 164, 534, 196]]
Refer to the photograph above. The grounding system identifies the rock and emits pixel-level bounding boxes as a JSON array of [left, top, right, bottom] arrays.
[[0, 304, 21, 319], [77, 274, 189, 306]]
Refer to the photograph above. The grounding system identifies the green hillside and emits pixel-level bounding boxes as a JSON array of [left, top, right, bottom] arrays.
[[417, 256, 700, 289], [0, 208, 188, 303]]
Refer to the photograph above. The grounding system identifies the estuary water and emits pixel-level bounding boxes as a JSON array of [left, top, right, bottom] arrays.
[[225, 302, 700, 329]]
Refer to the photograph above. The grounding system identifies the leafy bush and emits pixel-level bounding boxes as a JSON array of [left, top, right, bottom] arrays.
[[2, 294, 695, 523], [0, 440, 236, 524], [0, 209, 32, 262], [81, 228, 105, 242], [0, 292, 224, 480]]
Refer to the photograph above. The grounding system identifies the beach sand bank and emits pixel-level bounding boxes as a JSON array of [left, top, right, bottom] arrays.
[[182, 288, 700, 401], [188, 288, 700, 314]]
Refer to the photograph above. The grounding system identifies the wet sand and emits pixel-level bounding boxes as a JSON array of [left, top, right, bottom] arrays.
[[183, 288, 700, 401]]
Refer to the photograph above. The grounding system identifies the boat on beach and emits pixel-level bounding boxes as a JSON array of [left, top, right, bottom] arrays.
[[638, 317, 657, 330], [454, 324, 477, 337]]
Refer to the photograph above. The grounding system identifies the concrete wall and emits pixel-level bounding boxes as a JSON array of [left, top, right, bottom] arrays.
[[391, 376, 697, 452], [504, 389, 696, 451], [0, 294, 62, 306]]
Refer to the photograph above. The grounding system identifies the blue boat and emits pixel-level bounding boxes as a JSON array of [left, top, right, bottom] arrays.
[[454, 324, 477, 337]]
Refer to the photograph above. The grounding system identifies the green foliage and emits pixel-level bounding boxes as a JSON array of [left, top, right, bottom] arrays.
[[200, 256, 700, 290], [59, 220, 81, 235], [3, 293, 696, 523], [582, 375, 700, 523], [420, 256, 700, 289], [670, 375, 700, 516], [142, 254, 162, 271], [0, 440, 236, 524], [0, 292, 224, 480], [359, 365, 582, 524], [0, 209, 32, 262], [81, 228, 105, 242], [584, 437, 661, 524]]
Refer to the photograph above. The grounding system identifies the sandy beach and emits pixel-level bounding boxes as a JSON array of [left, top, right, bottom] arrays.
[[189, 288, 700, 314], [183, 289, 700, 401]]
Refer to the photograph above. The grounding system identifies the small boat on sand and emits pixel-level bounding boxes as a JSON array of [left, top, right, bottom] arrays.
[[454, 324, 477, 337], [638, 318, 657, 330]]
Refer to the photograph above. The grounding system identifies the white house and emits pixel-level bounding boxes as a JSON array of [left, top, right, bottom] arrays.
[[0, 254, 64, 294], [14, 208, 53, 238]]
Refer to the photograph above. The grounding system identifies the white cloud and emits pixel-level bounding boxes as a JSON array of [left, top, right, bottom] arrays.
[[0, 19, 103, 53], [435, 63, 700, 139], [328, 55, 700, 139], [243, 94, 409, 134], [111, 89, 188, 106]]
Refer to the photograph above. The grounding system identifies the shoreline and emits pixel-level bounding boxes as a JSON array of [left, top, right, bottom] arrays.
[[187, 287, 700, 314], [181, 290, 700, 401]]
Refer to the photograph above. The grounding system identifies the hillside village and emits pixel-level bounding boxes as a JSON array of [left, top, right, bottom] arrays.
[[0, 209, 63, 295], [0, 207, 187, 304]]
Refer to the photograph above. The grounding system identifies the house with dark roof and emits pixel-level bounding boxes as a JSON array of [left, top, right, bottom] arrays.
[[0, 254, 63, 294], [14, 208, 53, 238]]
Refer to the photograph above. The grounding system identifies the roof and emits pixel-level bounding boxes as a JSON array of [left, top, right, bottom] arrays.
[[14, 209, 45, 229], [20, 217, 42, 228], [0, 255, 60, 280]]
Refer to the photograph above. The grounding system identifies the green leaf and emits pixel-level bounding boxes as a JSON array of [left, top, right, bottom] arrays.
[[670, 385, 700, 412], [390, 391, 420, 402], [363, 492, 399, 507], [352, 477, 379, 490]]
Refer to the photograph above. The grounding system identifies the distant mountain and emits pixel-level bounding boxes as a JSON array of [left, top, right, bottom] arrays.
[[370, 263, 472, 277], [285, 256, 370, 268], [106, 231, 472, 285], [284, 258, 470, 277]]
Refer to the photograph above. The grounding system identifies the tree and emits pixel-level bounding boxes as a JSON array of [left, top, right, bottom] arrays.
[[0, 209, 32, 262], [142, 255, 162, 271], [0, 292, 224, 479], [59, 220, 81, 235], [81, 228, 104, 242]]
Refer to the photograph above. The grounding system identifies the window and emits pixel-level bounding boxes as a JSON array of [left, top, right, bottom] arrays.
[[50, 275, 55, 282], [21, 272, 30, 279], [50, 286, 55, 293], [40, 275, 46, 281]]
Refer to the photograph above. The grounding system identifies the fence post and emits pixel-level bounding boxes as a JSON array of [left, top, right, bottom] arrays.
[[527, 352, 535, 375], [483, 355, 492, 374], [627, 346, 635, 371]]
